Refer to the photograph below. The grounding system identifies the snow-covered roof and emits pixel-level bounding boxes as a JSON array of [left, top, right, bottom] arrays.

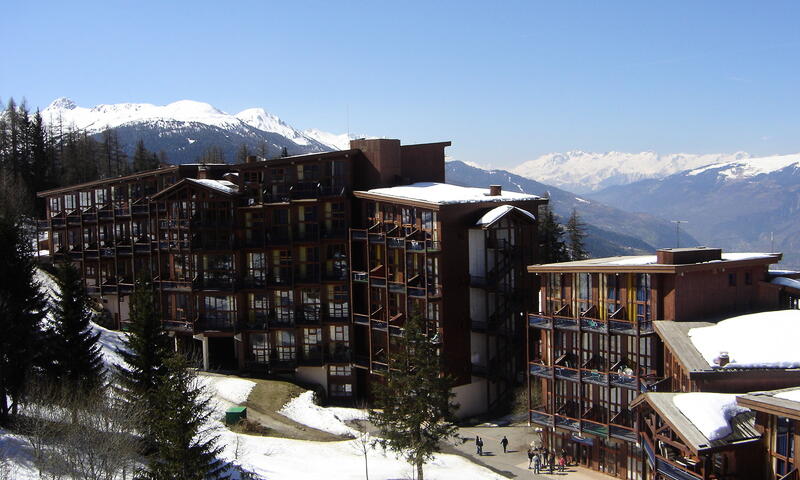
[[475, 205, 536, 227], [673, 393, 752, 442], [187, 178, 239, 195], [775, 389, 800, 403], [688, 310, 800, 369], [771, 276, 800, 290], [360, 182, 541, 205]]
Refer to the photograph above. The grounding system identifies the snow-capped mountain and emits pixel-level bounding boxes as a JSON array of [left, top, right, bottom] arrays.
[[588, 152, 800, 268], [40, 98, 355, 163], [511, 150, 751, 193]]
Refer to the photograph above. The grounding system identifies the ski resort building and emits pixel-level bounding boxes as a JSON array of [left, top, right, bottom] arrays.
[[525, 247, 785, 478], [34, 138, 544, 414], [738, 388, 800, 480]]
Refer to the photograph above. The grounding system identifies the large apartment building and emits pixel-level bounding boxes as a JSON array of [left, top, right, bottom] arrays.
[[525, 247, 784, 478], [35, 138, 544, 414]]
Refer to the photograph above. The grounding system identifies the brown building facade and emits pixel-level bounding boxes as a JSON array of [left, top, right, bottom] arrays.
[[525, 248, 783, 479]]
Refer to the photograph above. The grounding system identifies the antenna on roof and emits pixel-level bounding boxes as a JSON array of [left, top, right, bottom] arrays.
[[671, 220, 688, 248]]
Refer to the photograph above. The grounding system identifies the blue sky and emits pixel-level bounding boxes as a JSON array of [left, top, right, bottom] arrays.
[[2, 1, 799, 167]]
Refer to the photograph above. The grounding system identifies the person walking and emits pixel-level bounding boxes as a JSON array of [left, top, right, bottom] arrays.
[[532, 451, 541, 474], [549, 451, 555, 474], [501, 436, 509, 453], [527, 446, 535, 468], [558, 455, 566, 472], [476, 436, 483, 456]]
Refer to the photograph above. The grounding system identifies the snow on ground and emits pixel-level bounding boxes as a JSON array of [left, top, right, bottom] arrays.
[[688, 310, 800, 369], [91, 321, 129, 370], [197, 374, 256, 418], [775, 389, 800, 403], [278, 390, 367, 437], [673, 393, 750, 441]]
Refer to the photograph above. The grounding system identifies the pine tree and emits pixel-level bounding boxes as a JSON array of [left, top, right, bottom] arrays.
[[115, 276, 173, 449], [538, 205, 569, 263], [566, 208, 589, 261], [236, 144, 250, 164], [149, 354, 225, 480], [48, 263, 105, 392], [132, 140, 160, 172], [369, 315, 459, 480], [0, 215, 47, 425]]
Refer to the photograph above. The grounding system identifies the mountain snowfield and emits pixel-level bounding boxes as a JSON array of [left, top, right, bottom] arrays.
[[510, 150, 752, 193], [41, 97, 354, 152]]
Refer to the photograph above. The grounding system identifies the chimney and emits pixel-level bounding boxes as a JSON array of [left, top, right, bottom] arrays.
[[246, 155, 258, 164], [489, 185, 502, 196], [197, 165, 210, 180], [715, 352, 730, 367]]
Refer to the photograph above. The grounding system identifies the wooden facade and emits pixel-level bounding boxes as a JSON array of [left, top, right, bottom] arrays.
[[738, 389, 800, 480]]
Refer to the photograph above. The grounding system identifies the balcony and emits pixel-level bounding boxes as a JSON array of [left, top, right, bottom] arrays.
[[407, 286, 426, 298], [609, 425, 637, 443], [370, 277, 386, 287], [387, 237, 404, 249], [352, 271, 368, 283], [581, 419, 609, 438], [351, 229, 367, 241], [581, 370, 609, 386], [528, 314, 552, 329], [554, 415, 579, 432], [610, 372, 638, 390], [368, 233, 384, 244], [530, 406, 554, 427], [353, 314, 369, 326], [529, 363, 553, 378], [554, 366, 579, 382], [406, 240, 425, 252], [426, 240, 441, 252], [581, 317, 607, 333], [609, 319, 637, 335], [553, 316, 578, 330]]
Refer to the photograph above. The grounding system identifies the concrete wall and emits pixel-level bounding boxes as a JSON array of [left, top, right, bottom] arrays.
[[453, 377, 488, 419], [468, 229, 485, 277]]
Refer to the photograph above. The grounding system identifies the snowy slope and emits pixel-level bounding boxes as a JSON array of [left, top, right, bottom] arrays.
[[511, 150, 751, 193], [686, 152, 800, 181]]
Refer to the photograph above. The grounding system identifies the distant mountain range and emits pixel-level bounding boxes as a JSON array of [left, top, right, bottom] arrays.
[[445, 161, 696, 257], [40, 97, 354, 163], [510, 150, 751, 194], [587, 153, 800, 267]]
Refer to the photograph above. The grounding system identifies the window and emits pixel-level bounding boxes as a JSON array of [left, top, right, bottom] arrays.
[[330, 365, 351, 376], [275, 331, 296, 361], [248, 294, 269, 327], [773, 416, 795, 478], [95, 188, 108, 205], [329, 325, 350, 360], [64, 194, 77, 211], [577, 273, 593, 315], [203, 296, 235, 329], [247, 252, 267, 287], [301, 289, 321, 322], [634, 273, 651, 326], [728, 273, 737, 287], [605, 274, 623, 317], [745, 271, 753, 285], [79, 191, 92, 209], [327, 285, 349, 321], [329, 383, 352, 397], [49, 197, 62, 215], [302, 328, 322, 359], [274, 290, 294, 325]]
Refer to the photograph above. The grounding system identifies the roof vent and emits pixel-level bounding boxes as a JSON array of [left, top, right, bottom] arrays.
[[197, 165, 210, 180], [714, 352, 730, 367], [489, 185, 502, 196], [245, 155, 258, 164]]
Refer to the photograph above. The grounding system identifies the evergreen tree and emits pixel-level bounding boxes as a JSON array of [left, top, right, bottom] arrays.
[[369, 315, 459, 480], [236, 144, 250, 164], [47, 263, 104, 392], [0, 215, 46, 425], [115, 277, 173, 449], [149, 354, 225, 480], [566, 208, 589, 261], [132, 139, 160, 172], [538, 205, 569, 263]]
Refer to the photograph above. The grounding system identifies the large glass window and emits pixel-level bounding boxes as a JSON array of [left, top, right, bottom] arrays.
[[203, 295, 235, 329], [773, 417, 795, 478], [327, 285, 349, 321], [275, 331, 296, 361], [635, 273, 651, 326], [577, 273, 593, 315], [301, 288, 321, 322], [247, 252, 267, 287]]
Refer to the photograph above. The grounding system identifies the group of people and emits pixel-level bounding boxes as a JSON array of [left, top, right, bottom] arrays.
[[474, 435, 510, 456], [527, 446, 569, 475]]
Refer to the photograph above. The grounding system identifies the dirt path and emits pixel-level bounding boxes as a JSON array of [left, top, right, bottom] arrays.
[[232, 376, 347, 442]]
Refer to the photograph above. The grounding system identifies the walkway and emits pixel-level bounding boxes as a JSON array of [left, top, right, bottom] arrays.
[[449, 425, 615, 480]]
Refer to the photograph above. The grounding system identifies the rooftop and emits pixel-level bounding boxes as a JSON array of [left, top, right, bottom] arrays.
[[357, 182, 542, 206], [737, 387, 800, 420], [656, 310, 800, 374], [528, 248, 780, 273], [634, 392, 759, 452], [474, 205, 536, 227]]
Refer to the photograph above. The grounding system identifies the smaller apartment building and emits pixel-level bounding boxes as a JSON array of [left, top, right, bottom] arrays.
[[525, 247, 782, 479]]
